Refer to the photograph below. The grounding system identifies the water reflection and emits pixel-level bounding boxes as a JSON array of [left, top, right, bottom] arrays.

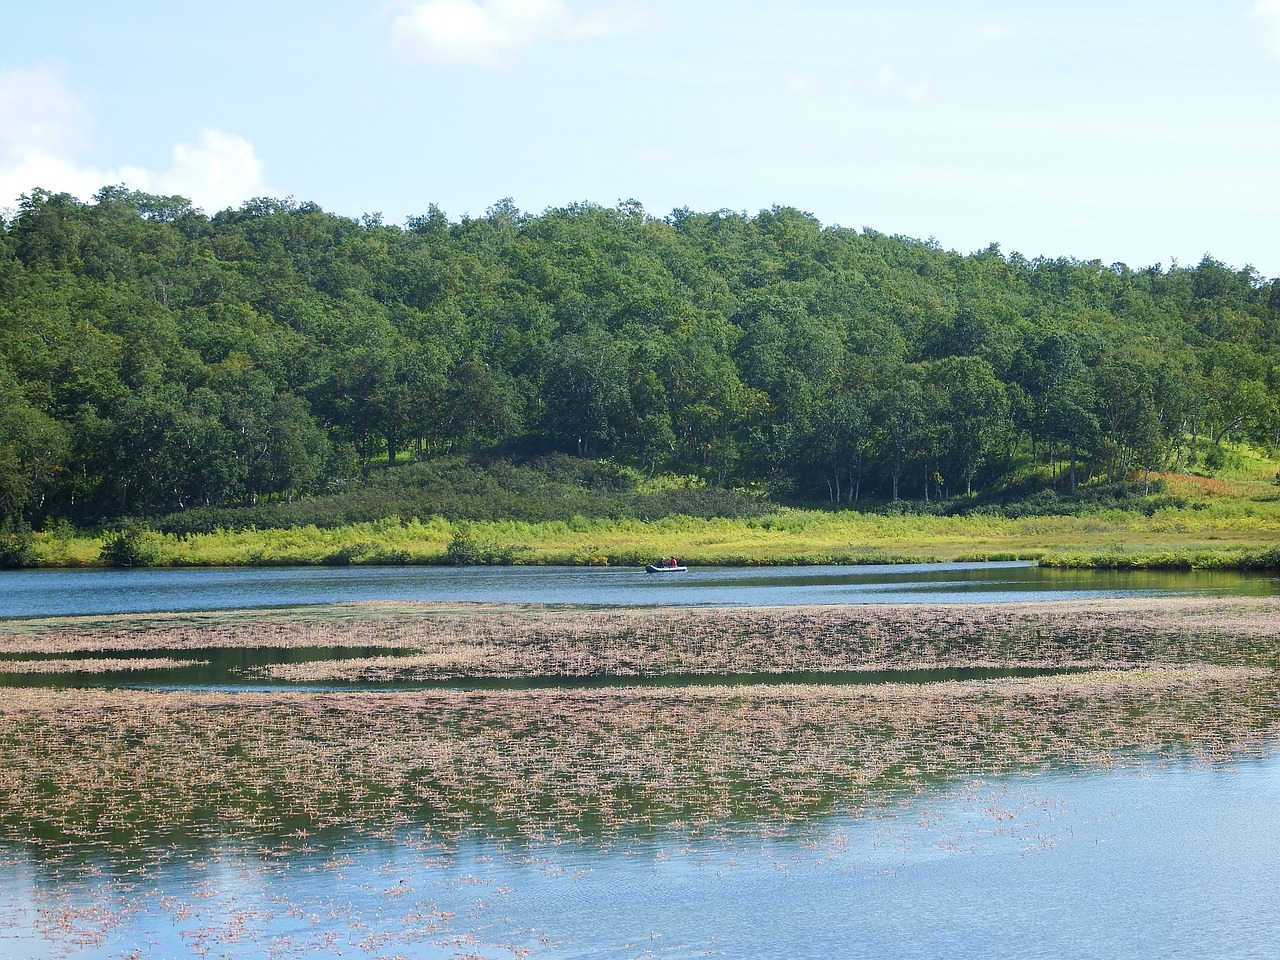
[[3, 756, 1276, 960], [0, 643, 1098, 691], [3, 560, 1278, 958], [3, 561, 1279, 617]]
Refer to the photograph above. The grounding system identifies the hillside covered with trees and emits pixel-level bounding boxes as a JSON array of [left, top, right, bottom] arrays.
[[3, 187, 1279, 530]]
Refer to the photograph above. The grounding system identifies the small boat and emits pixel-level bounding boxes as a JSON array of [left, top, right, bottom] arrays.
[[645, 563, 687, 573]]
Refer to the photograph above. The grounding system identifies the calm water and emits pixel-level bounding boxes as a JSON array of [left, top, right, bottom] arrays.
[[4, 561, 1280, 617], [0, 642, 1096, 691], [3, 561, 1277, 958], [2, 756, 1276, 959]]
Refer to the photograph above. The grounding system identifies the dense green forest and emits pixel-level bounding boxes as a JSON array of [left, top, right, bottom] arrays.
[[2, 186, 1279, 529]]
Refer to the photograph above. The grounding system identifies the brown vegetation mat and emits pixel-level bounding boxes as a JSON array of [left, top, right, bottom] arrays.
[[2, 596, 1277, 678], [1, 668, 1276, 851], [1, 598, 1275, 850], [0, 657, 206, 674]]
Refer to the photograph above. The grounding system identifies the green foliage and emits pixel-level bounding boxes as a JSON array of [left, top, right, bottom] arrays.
[[444, 525, 514, 565], [3, 190, 1280, 532], [950, 480, 1191, 519], [0, 518, 36, 568], [99, 522, 160, 567], [150, 455, 771, 533], [320, 542, 376, 566]]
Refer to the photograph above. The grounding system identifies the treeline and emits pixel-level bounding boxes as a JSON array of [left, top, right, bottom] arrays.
[[2, 187, 1279, 526]]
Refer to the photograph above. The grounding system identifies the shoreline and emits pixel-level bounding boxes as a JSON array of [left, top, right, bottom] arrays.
[[12, 505, 1280, 570], [11, 549, 1280, 571]]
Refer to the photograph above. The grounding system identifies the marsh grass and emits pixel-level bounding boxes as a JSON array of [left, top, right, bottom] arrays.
[[21, 496, 1280, 568], [1, 671, 1274, 855], [0, 597, 1276, 855], [0, 657, 206, 674]]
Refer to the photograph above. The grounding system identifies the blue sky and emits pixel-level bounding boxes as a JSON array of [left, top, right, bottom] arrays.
[[3, 0, 1280, 275]]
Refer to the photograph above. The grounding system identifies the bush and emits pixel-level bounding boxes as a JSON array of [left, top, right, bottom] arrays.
[[150, 454, 774, 533], [100, 523, 160, 567], [0, 519, 36, 568], [445, 527, 514, 565], [319, 542, 374, 566], [949, 481, 1177, 519]]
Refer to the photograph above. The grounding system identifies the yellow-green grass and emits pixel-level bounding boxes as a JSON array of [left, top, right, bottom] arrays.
[[24, 479, 1280, 569]]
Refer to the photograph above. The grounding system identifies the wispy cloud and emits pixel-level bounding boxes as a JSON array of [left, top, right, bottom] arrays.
[[871, 67, 928, 103], [0, 64, 266, 214], [0, 63, 92, 158], [1251, 0, 1280, 55], [390, 0, 637, 66], [785, 73, 818, 96]]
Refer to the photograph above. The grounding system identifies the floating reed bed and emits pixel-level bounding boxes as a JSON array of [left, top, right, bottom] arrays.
[[0, 657, 205, 674], [1, 669, 1276, 855], [3, 596, 1277, 677], [1, 597, 1276, 856]]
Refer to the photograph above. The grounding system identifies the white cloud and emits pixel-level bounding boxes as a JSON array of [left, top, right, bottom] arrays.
[[143, 129, 267, 212], [0, 64, 266, 214], [0, 63, 91, 157], [391, 0, 635, 65], [785, 73, 818, 96], [870, 67, 928, 102], [1251, 0, 1280, 55]]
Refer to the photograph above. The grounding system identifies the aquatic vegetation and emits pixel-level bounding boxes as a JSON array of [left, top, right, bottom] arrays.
[[3, 596, 1278, 672], [0, 598, 1276, 858], [0, 594, 1277, 959], [0, 670, 1275, 857], [0, 657, 205, 674]]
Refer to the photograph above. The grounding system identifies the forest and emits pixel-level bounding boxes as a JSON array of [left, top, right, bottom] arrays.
[[2, 186, 1279, 531]]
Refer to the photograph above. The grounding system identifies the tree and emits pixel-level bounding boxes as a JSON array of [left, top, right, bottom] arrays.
[[1011, 330, 1098, 490], [543, 330, 632, 456], [875, 363, 924, 502], [807, 355, 878, 502], [0, 368, 67, 521], [442, 358, 524, 451], [924, 355, 1010, 496]]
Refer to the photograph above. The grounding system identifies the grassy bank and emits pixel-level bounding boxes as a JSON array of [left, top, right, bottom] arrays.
[[12, 452, 1280, 569], [20, 496, 1280, 569]]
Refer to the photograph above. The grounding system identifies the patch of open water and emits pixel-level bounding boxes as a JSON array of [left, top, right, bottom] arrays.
[[2, 754, 1276, 959], [0, 644, 1098, 691], [4, 561, 1280, 618]]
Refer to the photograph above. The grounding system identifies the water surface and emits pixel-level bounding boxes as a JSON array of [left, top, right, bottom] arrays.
[[0, 643, 1095, 691], [3, 755, 1275, 959], [3, 560, 1276, 958], [4, 561, 1278, 617]]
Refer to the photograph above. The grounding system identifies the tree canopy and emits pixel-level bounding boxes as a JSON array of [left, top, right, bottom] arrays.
[[3, 187, 1278, 525]]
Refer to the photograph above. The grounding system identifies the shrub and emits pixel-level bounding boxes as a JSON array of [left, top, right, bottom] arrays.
[[0, 519, 36, 568], [445, 527, 514, 565], [100, 523, 160, 567]]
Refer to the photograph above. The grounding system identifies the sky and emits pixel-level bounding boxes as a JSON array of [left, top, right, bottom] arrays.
[[2, 0, 1280, 276]]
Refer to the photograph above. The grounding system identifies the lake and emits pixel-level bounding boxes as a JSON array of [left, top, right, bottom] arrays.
[[1, 561, 1277, 959], [4, 560, 1280, 617], [2, 756, 1276, 959]]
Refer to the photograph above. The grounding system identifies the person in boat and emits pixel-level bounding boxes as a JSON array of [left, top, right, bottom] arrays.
[[670, 556, 678, 567]]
